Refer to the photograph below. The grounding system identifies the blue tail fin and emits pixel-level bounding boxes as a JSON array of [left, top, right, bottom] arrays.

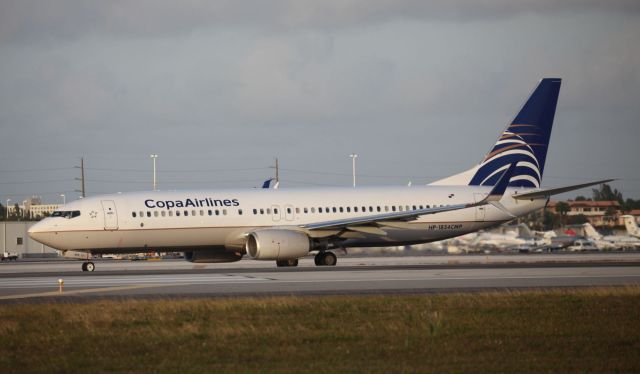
[[468, 78, 561, 188]]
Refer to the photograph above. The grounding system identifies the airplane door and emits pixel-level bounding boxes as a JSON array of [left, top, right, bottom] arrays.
[[271, 205, 281, 222], [284, 204, 294, 222], [101, 200, 119, 230], [474, 194, 486, 221]]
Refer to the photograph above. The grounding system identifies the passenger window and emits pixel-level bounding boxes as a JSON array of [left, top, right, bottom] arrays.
[[184, 210, 189, 216], [347, 207, 351, 213], [169, 211, 174, 217], [304, 207, 308, 214], [392, 206, 396, 212], [154, 211, 159, 217], [215, 210, 220, 216], [287, 208, 291, 214], [139, 211, 144, 217], [238, 209, 243, 215], [385, 206, 389, 212], [253, 209, 258, 215], [295, 207, 300, 214], [377, 206, 381, 212], [274, 208, 278, 214], [266, 208, 271, 214], [192, 210, 196, 216], [332, 207, 337, 213], [260, 209, 265, 214], [339, 207, 343, 213], [319, 208, 323, 213], [200, 210, 204, 216], [223, 210, 227, 215], [354, 207, 358, 212], [176, 211, 181, 216], [132, 212, 136, 218], [311, 207, 316, 213], [208, 210, 212, 216], [161, 211, 166, 217], [147, 211, 151, 217]]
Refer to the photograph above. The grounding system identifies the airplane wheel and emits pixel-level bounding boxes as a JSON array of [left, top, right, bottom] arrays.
[[315, 252, 337, 266], [81, 262, 87, 271], [86, 262, 95, 272], [323, 252, 337, 266]]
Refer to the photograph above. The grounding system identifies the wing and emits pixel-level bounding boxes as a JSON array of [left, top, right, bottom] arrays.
[[512, 179, 615, 200], [301, 163, 516, 232]]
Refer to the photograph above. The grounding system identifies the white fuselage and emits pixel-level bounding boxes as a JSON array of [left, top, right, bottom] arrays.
[[28, 185, 545, 255]]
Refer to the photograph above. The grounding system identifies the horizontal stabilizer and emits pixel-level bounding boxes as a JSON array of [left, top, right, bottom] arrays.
[[512, 179, 615, 200]]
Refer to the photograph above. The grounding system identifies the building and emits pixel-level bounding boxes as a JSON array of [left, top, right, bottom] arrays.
[[6, 197, 60, 219], [548, 200, 620, 227], [1, 222, 59, 258]]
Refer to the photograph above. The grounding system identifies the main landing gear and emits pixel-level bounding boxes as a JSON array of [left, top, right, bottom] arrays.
[[314, 251, 337, 266], [276, 259, 299, 267], [81, 262, 95, 272]]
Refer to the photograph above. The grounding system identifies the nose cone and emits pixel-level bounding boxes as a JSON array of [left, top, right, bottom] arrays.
[[28, 221, 49, 244]]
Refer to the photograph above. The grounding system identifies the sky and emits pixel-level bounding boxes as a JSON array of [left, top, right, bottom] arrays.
[[1, 1, 639, 205]]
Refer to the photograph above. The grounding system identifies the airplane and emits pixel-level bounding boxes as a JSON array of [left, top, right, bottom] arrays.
[[623, 215, 640, 238], [581, 221, 640, 249], [28, 78, 613, 271]]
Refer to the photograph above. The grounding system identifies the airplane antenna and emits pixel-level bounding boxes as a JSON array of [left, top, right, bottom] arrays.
[[275, 157, 279, 185]]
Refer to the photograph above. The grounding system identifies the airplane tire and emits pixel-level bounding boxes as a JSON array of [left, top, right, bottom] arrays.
[[86, 262, 95, 272], [81, 262, 87, 271], [315, 252, 337, 266], [323, 252, 337, 266]]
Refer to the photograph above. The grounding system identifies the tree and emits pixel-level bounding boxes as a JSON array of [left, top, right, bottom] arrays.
[[575, 195, 589, 201], [13, 203, 20, 220], [568, 214, 589, 225], [0, 203, 4, 221], [592, 183, 623, 203], [555, 202, 570, 226]]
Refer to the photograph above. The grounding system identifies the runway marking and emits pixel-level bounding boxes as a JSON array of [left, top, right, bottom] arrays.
[[0, 284, 172, 300]]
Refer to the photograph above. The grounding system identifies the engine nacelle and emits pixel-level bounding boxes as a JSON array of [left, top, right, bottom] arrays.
[[245, 229, 311, 260], [184, 248, 243, 263]]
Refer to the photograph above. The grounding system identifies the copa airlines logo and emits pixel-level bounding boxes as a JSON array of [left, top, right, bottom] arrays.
[[470, 124, 543, 188], [145, 198, 240, 210]]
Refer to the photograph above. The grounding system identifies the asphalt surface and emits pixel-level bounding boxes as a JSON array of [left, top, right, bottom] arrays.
[[1, 253, 639, 302]]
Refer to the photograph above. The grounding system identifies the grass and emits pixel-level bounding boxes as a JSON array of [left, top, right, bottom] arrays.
[[1, 287, 640, 373]]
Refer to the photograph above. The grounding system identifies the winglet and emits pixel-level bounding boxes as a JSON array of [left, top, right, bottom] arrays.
[[262, 178, 275, 189], [486, 163, 517, 202]]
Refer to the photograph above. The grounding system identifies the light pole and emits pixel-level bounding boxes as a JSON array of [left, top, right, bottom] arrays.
[[60, 194, 66, 205], [150, 154, 158, 191], [349, 154, 358, 188], [4, 198, 10, 254]]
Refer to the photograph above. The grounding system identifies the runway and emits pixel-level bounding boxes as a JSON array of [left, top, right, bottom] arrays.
[[1, 253, 639, 301]]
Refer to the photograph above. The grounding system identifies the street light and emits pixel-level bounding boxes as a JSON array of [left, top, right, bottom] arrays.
[[4, 198, 10, 254], [60, 194, 66, 205], [349, 154, 358, 188], [150, 154, 158, 191]]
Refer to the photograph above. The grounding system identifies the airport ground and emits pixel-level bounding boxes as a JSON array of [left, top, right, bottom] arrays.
[[1, 254, 639, 372]]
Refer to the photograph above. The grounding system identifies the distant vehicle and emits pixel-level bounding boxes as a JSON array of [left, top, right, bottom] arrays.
[[623, 215, 640, 239], [27, 78, 612, 272], [568, 239, 598, 252], [1, 252, 18, 261]]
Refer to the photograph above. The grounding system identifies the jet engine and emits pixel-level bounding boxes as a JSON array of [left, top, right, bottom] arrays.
[[245, 229, 311, 260], [184, 248, 243, 263]]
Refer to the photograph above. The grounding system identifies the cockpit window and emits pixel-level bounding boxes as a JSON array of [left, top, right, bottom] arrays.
[[51, 210, 81, 219]]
